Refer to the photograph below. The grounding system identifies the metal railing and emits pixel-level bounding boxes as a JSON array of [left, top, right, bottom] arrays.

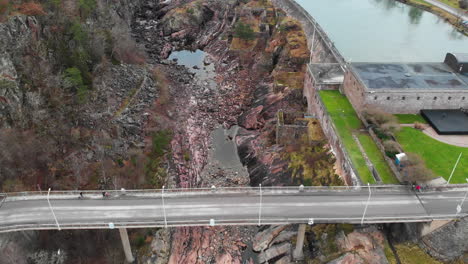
[[1, 213, 466, 234], [3, 184, 466, 201]]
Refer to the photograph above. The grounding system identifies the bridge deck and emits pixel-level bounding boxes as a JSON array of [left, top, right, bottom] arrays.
[[0, 186, 466, 232]]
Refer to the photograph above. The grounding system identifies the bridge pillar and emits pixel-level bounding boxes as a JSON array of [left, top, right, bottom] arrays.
[[119, 228, 135, 263], [293, 224, 307, 260]]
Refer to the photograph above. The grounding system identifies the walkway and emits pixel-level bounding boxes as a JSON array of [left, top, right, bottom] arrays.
[[424, 0, 468, 21], [0, 185, 467, 233]]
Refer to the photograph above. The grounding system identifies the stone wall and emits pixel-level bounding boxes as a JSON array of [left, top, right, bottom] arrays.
[[272, 0, 360, 185], [364, 90, 468, 114], [342, 70, 468, 113], [305, 72, 361, 186]]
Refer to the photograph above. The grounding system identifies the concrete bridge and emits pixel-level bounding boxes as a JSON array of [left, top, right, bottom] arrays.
[[1, 185, 467, 262]]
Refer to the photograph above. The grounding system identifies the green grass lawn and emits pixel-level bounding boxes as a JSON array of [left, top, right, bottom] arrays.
[[320, 90, 401, 184], [433, 0, 461, 9], [396, 127, 468, 184], [394, 114, 427, 124], [358, 134, 399, 184]]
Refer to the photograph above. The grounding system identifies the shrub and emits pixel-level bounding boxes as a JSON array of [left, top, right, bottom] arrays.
[[133, 235, 146, 248], [383, 140, 400, 157], [70, 21, 87, 44], [234, 21, 255, 40], [363, 106, 397, 126], [401, 153, 434, 183], [78, 0, 95, 18], [0, 0, 11, 20], [380, 122, 400, 135], [64, 67, 88, 103], [364, 106, 400, 137], [414, 121, 426, 130], [17, 2, 46, 16], [151, 130, 172, 158]]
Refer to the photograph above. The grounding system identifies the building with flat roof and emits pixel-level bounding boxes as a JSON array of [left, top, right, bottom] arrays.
[[342, 60, 468, 113]]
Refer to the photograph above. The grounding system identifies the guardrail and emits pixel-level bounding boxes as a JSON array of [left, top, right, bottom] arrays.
[[3, 184, 467, 201], [1, 213, 466, 234], [0, 194, 6, 208]]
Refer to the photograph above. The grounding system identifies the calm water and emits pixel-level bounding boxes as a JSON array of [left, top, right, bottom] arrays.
[[296, 0, 468, 62], [168, 49, 217, 86], [212, 126, 242, 168]]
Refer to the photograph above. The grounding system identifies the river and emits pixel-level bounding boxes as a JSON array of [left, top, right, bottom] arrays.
[[296, 0, 468, 62]]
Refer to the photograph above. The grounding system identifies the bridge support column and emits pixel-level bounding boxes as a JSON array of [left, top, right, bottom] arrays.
[[119, 228, 135, 263], [293, 224, 306, 260]]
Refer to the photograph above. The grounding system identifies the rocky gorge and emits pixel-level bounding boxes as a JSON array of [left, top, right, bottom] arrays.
[[0, 0, 466, 264]]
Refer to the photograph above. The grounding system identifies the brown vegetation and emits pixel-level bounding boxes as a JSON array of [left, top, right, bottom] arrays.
[[363, 106, 400, 137], [400, 153, 434, 183], [16, 2, 46, 16]]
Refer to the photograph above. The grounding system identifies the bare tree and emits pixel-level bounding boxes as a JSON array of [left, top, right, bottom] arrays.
[[401, 153, 434, 183], [0, 129, 55, 191]]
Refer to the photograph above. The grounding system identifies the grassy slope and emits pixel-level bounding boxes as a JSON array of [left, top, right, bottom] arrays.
[[396, 127, 468, 183], [358, 134, 399, 184], [319, 91, 375, 184], [394, 114, 427, 124], [434, 0, 461, 9]]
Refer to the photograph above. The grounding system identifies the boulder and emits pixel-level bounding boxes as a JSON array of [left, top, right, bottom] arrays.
[[258, 242, 291, 263], [241, 105, 265, 130], [327, 253, 365, 264], [160, 2, 214, 36], [253, 225, 288, 252]]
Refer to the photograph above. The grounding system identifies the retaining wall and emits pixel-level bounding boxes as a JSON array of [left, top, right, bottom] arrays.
[[272, 0, 361, 185]]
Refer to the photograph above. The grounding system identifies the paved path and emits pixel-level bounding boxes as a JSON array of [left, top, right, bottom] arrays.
[[0, 186, 466, 233], [424, 0, 468, 21]]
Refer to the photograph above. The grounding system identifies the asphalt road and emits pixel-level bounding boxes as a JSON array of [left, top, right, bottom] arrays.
[[424, 0, 468, 21], [0, 188, 466, 232]]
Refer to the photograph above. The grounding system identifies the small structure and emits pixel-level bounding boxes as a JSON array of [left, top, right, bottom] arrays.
[[395, 153, 407, 166], [421, 109, 468, 135], [444, 53, 468, 73], [276, 111, 324, 145]]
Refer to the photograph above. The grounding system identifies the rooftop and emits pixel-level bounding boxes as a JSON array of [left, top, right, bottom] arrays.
[[421, 109, 468, 135], [449, 53, 468, 64], [351, 63, 468, 90], [308, 63, 344, 84]]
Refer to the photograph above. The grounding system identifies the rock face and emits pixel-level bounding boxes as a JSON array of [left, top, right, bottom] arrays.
[[258, 242, 291, 263], [420, 217, 468, 261], [161, 1, 214, 35], [253, 225, 288, 252], [327, 253, 365, 264], [334, 227, 389, 264], [0, 16, 40, 128], [143, 229, 171, 264], [168, 226, 254, 264]]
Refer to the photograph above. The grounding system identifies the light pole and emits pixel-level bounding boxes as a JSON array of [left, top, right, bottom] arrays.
[[47, 188, 61, 231], [447, 152, 462, 185], [162, 186, 167, 228], [361, 183, 371, 225], [456, 178, 468, 216], [258, 184, 262, 226]]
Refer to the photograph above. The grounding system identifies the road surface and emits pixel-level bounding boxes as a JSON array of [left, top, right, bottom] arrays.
[[0, 186, 466, 233], [424, 0, 468, 21]]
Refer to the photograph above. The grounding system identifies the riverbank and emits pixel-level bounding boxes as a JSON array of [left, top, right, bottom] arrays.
[[403, 0, 468, 35]]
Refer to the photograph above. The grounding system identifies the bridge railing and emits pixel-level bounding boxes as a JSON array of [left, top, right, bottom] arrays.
[[1, 212, 466, 233], [3, 184, 466, 201]]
